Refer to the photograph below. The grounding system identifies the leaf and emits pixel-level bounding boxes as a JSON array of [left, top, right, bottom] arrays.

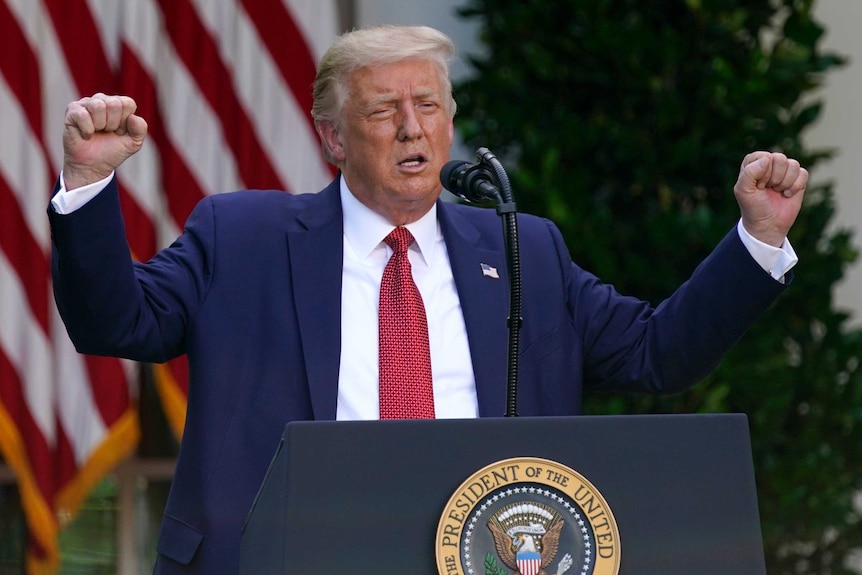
[[485, 552, 507, 575]]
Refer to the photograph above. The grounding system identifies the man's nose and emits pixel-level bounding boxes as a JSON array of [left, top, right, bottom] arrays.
[[397, 106, 424, 141]]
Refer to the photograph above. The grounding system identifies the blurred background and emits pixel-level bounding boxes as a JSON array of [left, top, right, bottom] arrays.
[[1, 0, 861, 573]]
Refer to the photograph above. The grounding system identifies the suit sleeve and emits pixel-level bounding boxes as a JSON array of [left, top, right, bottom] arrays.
[[49, 176, 214, 362], [552, 222, 789, 394]]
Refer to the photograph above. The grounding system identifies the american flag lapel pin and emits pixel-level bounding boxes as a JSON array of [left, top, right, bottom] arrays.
[[480, 263, 500, 279]]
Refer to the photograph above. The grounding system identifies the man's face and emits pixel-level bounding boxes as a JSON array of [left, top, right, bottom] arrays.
[[321, 58, 455, 225]]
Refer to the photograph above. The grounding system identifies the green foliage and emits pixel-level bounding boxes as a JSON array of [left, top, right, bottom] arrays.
[[484, 552, 506, 575], [455, 0, 862, 572], [59, 478, 118, 574]]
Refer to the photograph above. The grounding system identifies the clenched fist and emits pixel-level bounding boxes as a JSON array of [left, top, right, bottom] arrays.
[[63, 93, 148, 190], [734, 152, 808, 247]]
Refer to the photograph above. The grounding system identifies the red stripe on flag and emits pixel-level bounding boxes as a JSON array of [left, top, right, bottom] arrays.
[[167, 354, 189, 396], [118, 44, 207, 228], [154, 0, 286, 190], [0, 176, 49, 329], [52, 423, 77, 501], [0, 1, 44, 138], [241, 0, 319, 133], [41, 0, 117, 95], [82, 355, 132, 431], [118, 181, 158, 262]]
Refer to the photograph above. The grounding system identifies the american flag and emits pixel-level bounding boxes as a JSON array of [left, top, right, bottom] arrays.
[[0, 0, 337, 572]]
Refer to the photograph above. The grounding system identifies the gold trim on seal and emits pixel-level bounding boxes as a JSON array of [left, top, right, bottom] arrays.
[[436, 457, 620, 575]]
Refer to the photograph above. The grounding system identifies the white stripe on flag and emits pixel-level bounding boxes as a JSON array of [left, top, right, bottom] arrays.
[[194, 0, 332, 193], [51, 305, 110, 465], [0, 75, 51, 248], [284, 0, 339, 62], [0, 251, 55, 445]]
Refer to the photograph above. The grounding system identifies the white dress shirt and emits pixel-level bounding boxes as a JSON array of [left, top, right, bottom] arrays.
[[336, 178, 479, 419]]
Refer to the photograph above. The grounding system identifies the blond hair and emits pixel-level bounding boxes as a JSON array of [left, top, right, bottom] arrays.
[[312, 24, 458, 127]]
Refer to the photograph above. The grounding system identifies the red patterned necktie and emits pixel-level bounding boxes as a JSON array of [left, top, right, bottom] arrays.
[[378, 227, 435, 419]]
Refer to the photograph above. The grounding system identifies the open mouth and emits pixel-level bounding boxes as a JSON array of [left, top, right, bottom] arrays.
[[399, 154, 427, 168]]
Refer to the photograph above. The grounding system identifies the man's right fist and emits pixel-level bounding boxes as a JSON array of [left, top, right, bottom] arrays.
[[62, 93, 148, 191]]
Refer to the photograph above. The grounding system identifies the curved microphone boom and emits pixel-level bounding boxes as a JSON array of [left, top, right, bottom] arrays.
[[440, 150, 523, 418], [440, 160, 501, 204]]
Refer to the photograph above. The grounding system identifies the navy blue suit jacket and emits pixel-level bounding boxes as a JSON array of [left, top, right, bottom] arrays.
[[50, 177, 786, 574]]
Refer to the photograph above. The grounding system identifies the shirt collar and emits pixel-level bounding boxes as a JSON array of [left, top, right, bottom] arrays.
[[340, 175, 439, 266]]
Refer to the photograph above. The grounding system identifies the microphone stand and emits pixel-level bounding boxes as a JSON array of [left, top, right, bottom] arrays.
[[475, 148, 522, 418]]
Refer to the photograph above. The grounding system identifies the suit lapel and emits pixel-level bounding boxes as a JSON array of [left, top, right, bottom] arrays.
[[287, 189, 512, 420], [438, 203, 510, 417], [287, 180, 343, 420]]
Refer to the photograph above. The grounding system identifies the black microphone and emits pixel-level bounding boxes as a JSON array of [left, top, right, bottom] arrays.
[[440, 160, 501, 204]]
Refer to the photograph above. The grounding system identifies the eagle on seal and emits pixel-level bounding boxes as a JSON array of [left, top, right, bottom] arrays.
[[488, 517, 563, 575]]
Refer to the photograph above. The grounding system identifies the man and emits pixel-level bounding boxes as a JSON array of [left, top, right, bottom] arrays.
[[50, 25, 806, 574]]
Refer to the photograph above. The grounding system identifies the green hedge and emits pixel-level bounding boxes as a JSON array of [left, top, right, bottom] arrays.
[[454, 1, 862, 572]]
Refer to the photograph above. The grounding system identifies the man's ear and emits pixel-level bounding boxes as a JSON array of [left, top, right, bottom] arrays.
[[316, 120, 345, 163]]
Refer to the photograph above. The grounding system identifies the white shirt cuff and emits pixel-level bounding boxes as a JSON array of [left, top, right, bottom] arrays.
[[736, 219, 798, 283], [51, 171, 115, 214]]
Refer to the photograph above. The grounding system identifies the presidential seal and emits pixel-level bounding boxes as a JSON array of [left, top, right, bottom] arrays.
[[436, 457, 620, 575]]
